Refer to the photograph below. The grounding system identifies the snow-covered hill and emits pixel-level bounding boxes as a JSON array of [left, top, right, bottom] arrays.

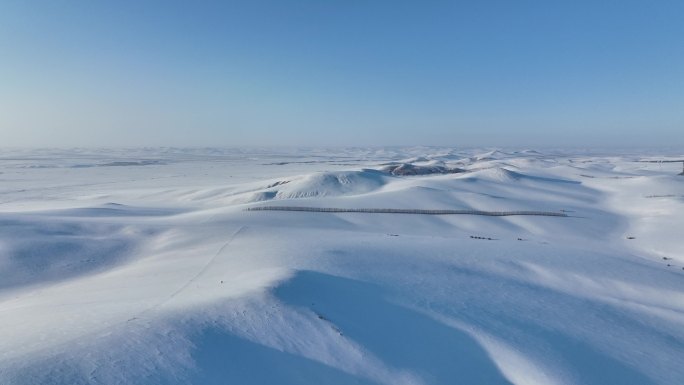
[[1, 148, 683, 384]]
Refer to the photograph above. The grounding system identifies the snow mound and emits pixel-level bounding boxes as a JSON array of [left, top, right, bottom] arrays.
[[471, 150, 511, 161], [397, 156, 430, 163], [465, 167, 580, 184], [248, 191, 279, 202], [273, 170, 388, 199]]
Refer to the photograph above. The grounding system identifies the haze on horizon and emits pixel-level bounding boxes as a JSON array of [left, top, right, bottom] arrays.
[[1, 1, 683, 148]]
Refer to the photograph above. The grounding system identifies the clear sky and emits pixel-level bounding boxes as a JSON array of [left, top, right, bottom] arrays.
[[1, 0, 683, 147]]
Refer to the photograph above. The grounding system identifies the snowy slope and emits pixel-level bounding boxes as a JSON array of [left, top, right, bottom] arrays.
[[1, 148, 683, 385]]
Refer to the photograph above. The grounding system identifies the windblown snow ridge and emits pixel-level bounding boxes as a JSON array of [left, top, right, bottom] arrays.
[[246, 206, 569, 216]]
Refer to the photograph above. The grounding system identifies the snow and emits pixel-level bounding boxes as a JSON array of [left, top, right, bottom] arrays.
[[1, 147, 683, 384]]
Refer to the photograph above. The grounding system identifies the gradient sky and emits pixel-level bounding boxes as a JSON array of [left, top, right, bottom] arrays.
[[1, 0, 683, 147]]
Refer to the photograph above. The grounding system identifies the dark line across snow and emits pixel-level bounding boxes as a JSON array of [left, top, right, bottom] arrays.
[[246, 206, 568, 217]]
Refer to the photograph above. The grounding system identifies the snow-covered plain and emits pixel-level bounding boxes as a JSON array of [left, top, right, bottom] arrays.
[[1, 147, 683, 385]]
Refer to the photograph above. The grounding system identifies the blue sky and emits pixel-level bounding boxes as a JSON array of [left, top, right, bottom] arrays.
[[1, 0, 683, 147]]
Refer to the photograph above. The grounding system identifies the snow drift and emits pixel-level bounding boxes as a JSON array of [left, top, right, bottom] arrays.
[[1, 147, 683, 385]]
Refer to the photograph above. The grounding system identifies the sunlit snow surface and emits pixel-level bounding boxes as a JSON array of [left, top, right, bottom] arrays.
[[1, 147, 683, 385]]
